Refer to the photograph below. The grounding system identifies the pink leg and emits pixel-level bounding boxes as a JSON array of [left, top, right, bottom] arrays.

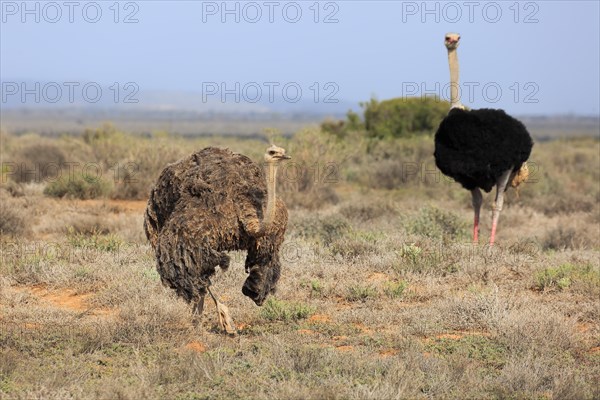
[[490, 169, 513, 246], [471, 188, 483, 243]]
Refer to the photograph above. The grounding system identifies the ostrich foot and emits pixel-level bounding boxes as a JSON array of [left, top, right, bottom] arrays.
[[207, 287, 237, 335]]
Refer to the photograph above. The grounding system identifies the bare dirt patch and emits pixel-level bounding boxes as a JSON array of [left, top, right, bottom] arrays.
[[367, 272, 388, 282], [71, 199, 147, 214], [353, 322, 374, 334], [423, 330, 491, 342], [308, 314, 331, 323], [11, 285, 116, 318], [107, 200, 148, 213], [378, 349, 400, 358], [183, 341, 207, 353]]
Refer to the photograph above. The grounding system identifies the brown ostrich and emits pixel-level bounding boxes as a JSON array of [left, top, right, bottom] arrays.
[[144, 145, 291, 332]]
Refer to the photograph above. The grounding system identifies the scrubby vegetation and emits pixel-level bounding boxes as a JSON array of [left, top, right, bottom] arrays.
[[44, 174, 112, 200], [363, 97, 450, 139], [0, 195, 29, 236], [321, 97, 450, 139], [0, 118, 598, 399]]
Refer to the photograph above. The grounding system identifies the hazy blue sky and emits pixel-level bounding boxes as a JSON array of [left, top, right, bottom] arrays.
[[1, 1, 599, 115]]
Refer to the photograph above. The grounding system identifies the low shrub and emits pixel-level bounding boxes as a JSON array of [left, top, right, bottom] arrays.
[[408, 205, 468, 241], [293, 214, 352, 245], [384, 281, 408, 299], [9, 143, 66, 183], [363, 97, 449, 139], [346, 284, 378, 302], [0, 197, 28, 236], [44, 174, 111, 199]]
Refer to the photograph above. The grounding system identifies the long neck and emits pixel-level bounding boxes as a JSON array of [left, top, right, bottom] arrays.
[[448, 48, 460, 108], [263, 162, 278, 229]]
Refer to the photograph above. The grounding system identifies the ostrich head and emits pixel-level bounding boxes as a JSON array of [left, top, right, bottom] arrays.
[[264, 144, 291, 163], [444, 32, 461, 50], [243, 259, 281, 306]]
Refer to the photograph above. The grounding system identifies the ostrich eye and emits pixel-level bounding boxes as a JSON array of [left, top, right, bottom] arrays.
[[445, 36, 449, 40], [268, 151, 276, 155]]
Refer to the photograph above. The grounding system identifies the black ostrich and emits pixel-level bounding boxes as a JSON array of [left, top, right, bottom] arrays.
[[434, 33, 533, 245]]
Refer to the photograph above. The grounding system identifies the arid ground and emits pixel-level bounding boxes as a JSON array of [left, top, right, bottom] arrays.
[[1, 126, 599, 399]]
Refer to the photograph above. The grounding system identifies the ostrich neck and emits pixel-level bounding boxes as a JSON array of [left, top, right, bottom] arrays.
[[263, 162, 278, 230], [448, 48, 460, 108]]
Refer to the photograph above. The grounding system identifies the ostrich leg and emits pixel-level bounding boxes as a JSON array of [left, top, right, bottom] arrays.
[[471, 188, 483, 243], [206, 283, 237, 335], [489, 169, 513, 246], [191, 295, 205, 326]]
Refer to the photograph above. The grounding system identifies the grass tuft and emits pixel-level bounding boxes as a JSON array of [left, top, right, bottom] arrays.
[[67, 227, 123, 252], [533, 263, 600, 292], [260, 298, 316, 322], [384, 281, 407, 299], [346, 284, 378, 302]]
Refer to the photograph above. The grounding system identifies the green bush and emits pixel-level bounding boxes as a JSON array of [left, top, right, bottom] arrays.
[[321, 97, 449, 140], [363, 97, 449, 139], [320, 110, 364, 138], [44, 174, 111, 199]]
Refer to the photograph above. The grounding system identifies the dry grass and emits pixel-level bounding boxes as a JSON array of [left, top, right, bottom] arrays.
[[0, 195, 29, 237], [0, 130, 598, 399]]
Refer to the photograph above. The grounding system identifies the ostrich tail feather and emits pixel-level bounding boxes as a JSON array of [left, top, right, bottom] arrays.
[[511, 162, 530, 198]]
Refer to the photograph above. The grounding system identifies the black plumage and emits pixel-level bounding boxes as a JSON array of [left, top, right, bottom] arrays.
[[434, 108, 533, 193], [434, 32, 535, 244]]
